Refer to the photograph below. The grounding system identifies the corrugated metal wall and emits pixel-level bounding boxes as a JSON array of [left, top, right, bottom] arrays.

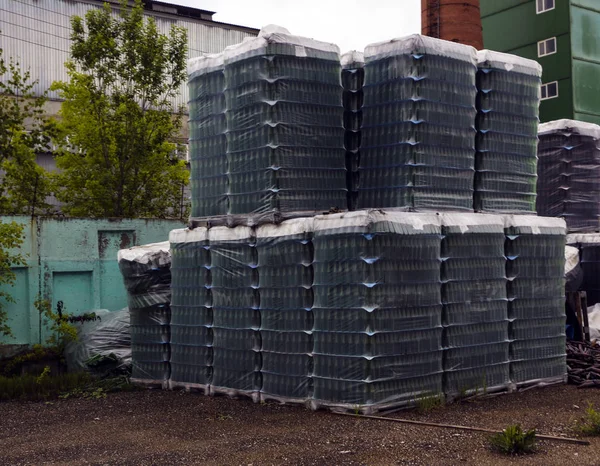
[[0, 0, 257, 110]]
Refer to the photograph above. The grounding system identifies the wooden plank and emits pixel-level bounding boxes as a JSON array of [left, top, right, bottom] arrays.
[[575, 291, 585, 341], [581, 291, 591, 342], [332, 412, 590, 446]]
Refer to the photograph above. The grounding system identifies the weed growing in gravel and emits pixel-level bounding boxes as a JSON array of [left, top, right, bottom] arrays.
[[0, 370, 133, 402], [576, 403, 600, 436], [36, 366, 51, 385], [415, 392, 445, 413], [217, 413, 233, 421], [490, 424, 537, 455], [0, 371, 92, 401]]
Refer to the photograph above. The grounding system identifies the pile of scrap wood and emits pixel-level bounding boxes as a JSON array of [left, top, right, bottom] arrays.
[[567, 340, 600, 388]]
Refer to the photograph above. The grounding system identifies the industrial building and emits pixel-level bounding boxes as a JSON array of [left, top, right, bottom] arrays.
[[0, 0, 259, 151], [0, 0, 257, 347], [480, 0, 600, 124]]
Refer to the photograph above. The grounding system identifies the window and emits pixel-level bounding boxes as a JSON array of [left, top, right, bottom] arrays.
[[537, 0, 555, 14], [538, 37, 557, 57], [541, 81, 559, 100]]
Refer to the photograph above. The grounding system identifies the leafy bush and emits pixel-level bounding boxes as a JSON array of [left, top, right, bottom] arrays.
[[0, 221, 26, 338], [576, 403, 600, 436], [490, 424, 537, 455]]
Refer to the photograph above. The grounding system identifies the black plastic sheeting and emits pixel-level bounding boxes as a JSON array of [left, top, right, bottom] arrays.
[[167, 211, 566, 410], [537, 120, 600, 232], [358, 35, 477, 212], [342, 51, 364, 211], [567, 234, 600, 306], [505, 217, 567, 384], [65, 308, 131, 375], [187, 26, 347, 223], [474, 51, 541, 214], [118, 242, 171, 385]]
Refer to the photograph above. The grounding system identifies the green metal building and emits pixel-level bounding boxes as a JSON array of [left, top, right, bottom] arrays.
[[481, 0, 600, 124]]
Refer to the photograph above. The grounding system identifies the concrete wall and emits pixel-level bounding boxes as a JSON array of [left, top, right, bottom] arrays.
[[0, 216, 185, 347]]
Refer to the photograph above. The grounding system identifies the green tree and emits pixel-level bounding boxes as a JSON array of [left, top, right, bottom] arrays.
[[0, 42, 52, 215], [51, 0, 189, 218], [0, 221, 26, 338]]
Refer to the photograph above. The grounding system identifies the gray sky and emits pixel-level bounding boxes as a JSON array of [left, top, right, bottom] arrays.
[[166, 0, 421, 52]]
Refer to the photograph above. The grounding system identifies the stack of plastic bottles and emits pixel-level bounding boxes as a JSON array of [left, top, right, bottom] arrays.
[[341, 51, 364, 211], [505, 216, 567, 384], [311, 212, 443, 407], [358, 35, 477, 211], [162, 30, 573, 410], [440, 214, 510, 396], [117, 242, 172, 386], [475, 51, 541, 213], [166, 210, 567, 410], [537, 120, 600, 232], [168, 228, 211, 389], [187, 26, 349, 224], [208, 226, 261, 397], [567, 233, 600, 306], [188, 54, 228, 217], [257, 219, 314, 401]]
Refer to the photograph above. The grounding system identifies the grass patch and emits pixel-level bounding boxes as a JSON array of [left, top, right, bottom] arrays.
[[0, 370, 92, 401], [415, 392, 445, 413], [0, 369, 135, 402], [490, 424, 537, 455], [576, 403, 600, 436]]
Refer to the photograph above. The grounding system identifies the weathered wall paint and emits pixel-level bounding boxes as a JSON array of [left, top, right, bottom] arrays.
[[0, 216, 184, 347]]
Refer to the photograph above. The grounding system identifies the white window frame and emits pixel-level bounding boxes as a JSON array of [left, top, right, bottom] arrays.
[[536, 0, 555, 14], [538, 37, 557, 57], [541, 81, 559, 100]]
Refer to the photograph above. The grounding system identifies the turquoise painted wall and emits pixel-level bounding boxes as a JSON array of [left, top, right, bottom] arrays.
[[0, 217, 184, 347]]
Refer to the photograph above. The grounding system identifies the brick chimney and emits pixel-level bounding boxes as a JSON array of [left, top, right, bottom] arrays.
[[421, 0, 484, 50]]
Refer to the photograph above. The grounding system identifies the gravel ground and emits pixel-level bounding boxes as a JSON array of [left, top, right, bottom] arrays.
[[1, 384, 600, 465]]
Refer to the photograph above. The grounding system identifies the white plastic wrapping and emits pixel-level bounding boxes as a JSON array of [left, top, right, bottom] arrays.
[[477, 50, 542, 77], [187, 53, 225, 78], [223, 25, 340, 62], [341, 50, 365, 69], [364, 34, 477, 64], [539, 119, 600, 139], [566, 232, 600, 305], [564, 245, 583, 292], [118, 242, 172, 386], [359, 34, 477, 212]]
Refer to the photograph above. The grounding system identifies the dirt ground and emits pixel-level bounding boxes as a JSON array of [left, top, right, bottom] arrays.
[[1, 384, 600, 465]]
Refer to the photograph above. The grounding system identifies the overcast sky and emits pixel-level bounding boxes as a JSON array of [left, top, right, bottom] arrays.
[[166, 0, 422, 52]]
